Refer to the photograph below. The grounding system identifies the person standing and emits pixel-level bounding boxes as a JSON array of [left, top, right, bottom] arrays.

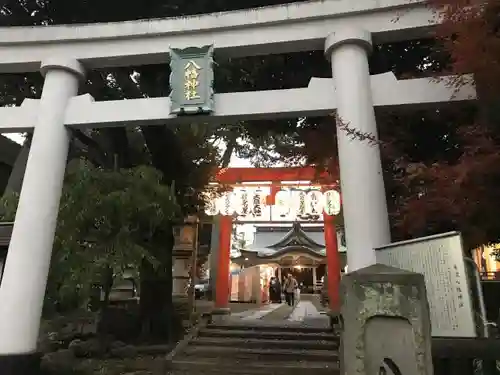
[[283, 274, 298, 306], [269, 277, 282, 303]]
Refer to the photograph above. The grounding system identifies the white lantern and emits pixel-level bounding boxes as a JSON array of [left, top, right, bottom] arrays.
[[239, 189, 250, 216], [214, 195, 225, 215], [204, 193, 218, 216], [219, 192, 234, 216], [305, 190, 323, 216], [252, 189, 263, 217], [294, 190, 307, 217], [274, 190, 291, 218], [234, 189, 252, 217], [323, 190, 341, 215]]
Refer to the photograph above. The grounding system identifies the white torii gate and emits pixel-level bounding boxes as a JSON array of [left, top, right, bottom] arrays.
[[0, 0, 476, 369]]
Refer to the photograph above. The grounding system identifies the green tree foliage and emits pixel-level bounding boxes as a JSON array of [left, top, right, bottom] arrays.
[[0, 159, 179, 315], [386, 0, 500, 249]]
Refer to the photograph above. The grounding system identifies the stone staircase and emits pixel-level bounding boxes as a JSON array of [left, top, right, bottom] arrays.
[[166, 320, 340, 375]]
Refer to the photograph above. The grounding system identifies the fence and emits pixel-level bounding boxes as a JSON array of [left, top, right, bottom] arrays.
[[432, 337, 500, 375], [480, 272, 500, 281]]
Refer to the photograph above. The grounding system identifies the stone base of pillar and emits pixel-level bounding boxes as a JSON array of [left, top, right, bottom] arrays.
[[326, 309, 342, 331], [0, 352, 41, 375], [211, 307, 230, 315], [210, 307, 231, 324]]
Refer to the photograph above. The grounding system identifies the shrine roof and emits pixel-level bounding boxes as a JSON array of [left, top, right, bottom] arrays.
[[240, 245, 326, 260], [244, 222, 326, 258]]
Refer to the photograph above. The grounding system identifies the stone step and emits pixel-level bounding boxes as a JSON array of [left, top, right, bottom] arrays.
[[199, 328, 339, 341], [192, 336, 339, 350], [179, 345, 339, 362], [206, 322, 333, 334], [168, 359, 340, 375]]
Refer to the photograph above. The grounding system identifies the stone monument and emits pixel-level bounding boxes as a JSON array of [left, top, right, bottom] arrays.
[[340, 263, 434, 375], [376, 232, 479, 337]]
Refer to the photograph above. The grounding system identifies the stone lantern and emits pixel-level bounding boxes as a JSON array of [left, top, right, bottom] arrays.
[[172, 216, 199, 299]]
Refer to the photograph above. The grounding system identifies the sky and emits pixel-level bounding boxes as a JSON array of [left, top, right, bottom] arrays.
[[4, 133, 24, 145]]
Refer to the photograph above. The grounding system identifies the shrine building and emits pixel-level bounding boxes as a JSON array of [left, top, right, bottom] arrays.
[[230, 222, 347, 292]]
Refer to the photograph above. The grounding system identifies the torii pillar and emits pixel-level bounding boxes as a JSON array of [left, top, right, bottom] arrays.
[[323, 212, 341, 313], [213, 215, 232, 314], [0, 58, 85, 374]]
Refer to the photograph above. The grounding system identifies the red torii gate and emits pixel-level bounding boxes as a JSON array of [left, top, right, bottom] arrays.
[[212, 166, 342, 313]]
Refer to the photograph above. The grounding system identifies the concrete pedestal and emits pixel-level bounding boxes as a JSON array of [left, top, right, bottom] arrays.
[[340, 264, 433, 375]]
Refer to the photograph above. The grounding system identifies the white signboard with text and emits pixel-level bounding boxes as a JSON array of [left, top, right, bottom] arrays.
[[376, 232, 477, 337]]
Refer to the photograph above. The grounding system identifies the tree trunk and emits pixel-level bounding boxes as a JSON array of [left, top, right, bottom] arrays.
[[220, 131, 237, 168], [112, 67, 186, 342], [138, 126, 185, 342], [139, 226, 176, 342]]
